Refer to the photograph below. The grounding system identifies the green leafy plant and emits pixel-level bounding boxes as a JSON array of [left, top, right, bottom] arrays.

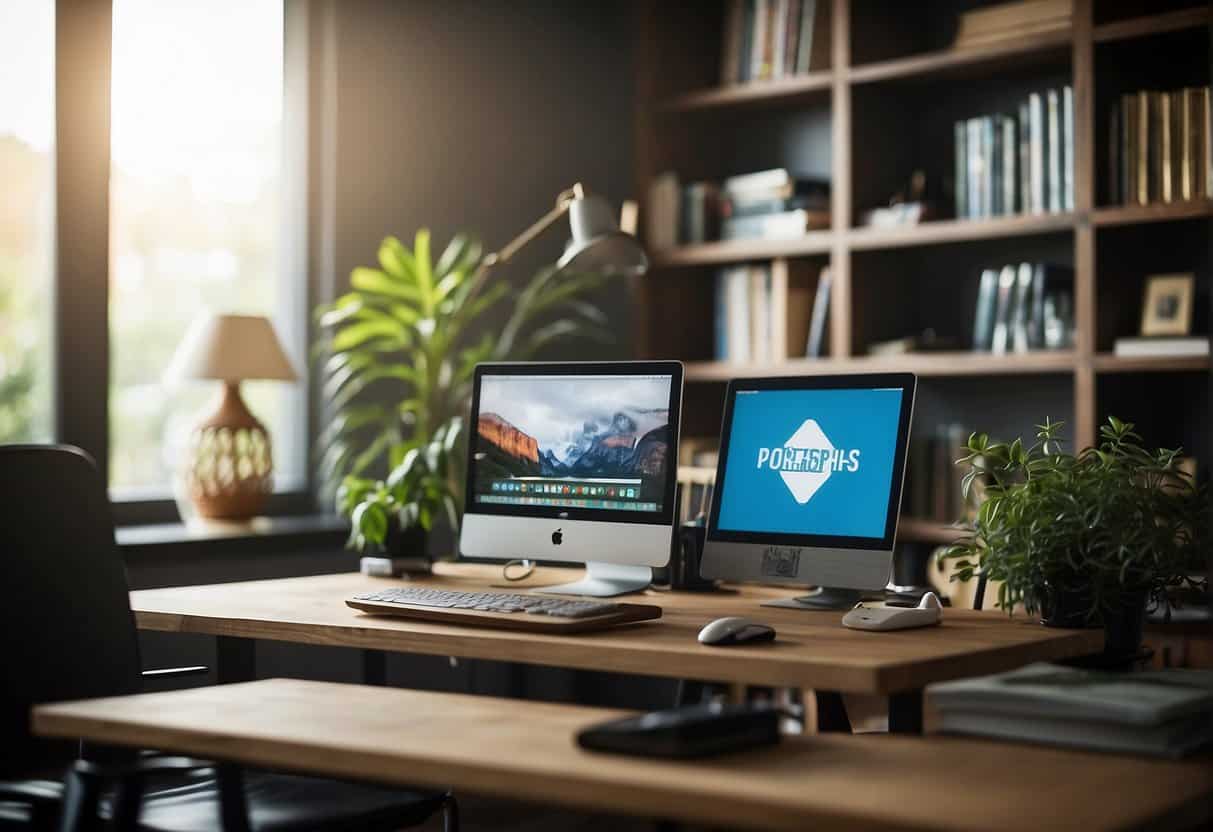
[[940, 417, 1208, 620], [315, 230, 611, 551]]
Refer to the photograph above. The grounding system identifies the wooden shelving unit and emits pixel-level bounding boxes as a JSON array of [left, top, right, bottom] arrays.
[[634, 1, 1211, 526]]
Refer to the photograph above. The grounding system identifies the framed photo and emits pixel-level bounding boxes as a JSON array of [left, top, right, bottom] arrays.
[[1140, 273, 1195, 336]]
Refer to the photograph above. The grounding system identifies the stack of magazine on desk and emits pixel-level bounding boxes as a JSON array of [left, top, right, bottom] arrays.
[[928, 663, 1213, 758]]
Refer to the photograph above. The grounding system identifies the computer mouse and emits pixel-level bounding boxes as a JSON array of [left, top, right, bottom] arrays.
[[841, 592, 943, 631], [697, 616, 777, 646]]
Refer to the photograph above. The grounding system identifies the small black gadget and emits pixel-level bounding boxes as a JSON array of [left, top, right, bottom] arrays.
[[576, 702, 781, 758]]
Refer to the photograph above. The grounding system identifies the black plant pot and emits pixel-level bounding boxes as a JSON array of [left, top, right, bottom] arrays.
[[382, 522, 432, 574], [1041, 581, 1148, 663]]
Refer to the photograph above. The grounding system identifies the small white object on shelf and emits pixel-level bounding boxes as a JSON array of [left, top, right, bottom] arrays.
[[841, 592, 942, 631], [1113, 336, 1210, 358]]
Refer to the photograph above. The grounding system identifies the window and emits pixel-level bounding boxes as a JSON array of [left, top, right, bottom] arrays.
[[0, 2, 55, 442], [108, 0, 303, 497]]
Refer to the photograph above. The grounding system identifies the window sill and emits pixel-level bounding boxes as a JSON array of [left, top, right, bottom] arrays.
[[118, 514, 350, 563]]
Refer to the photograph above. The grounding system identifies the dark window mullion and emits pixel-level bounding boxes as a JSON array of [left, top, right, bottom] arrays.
[[54, 0, 113, 483]]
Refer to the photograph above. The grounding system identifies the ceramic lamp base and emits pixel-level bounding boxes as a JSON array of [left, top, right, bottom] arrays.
[[182, 381, 273, 520]]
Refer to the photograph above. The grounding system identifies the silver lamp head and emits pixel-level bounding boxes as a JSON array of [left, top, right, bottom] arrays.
[[557, 193, 648, 277]]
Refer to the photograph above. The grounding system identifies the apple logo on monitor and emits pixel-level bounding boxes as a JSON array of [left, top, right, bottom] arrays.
[[551, 528, 563, 545]]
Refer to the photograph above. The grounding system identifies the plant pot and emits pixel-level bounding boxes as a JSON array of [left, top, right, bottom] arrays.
[[1040, 581, 1099, 630], [1100, 591, 1149, 661], [382, 522, 432, 575]]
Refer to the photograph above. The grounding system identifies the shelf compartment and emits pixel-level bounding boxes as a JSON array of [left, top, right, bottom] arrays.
[[847, 31, 1072, 86], [651, 232, 833, 267], [1093, 7, 1211, 44], [1092, 354, 1210, 373], [661, 72, 833, 114], [846, 213, 1076, 252], [1092, 200, 1213, 227], [683, 351, 1077, 381]]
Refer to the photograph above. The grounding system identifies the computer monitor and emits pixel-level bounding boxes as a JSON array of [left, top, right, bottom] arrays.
[[460, 361, 684, 597], [699, 373, 916, 610]]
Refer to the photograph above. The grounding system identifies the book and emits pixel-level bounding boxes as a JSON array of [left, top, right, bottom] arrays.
[[1113, 336, 1210, 358], [982, 116, 995, 217], [1200, 86, 1211, 199], [967, 118, 984, 218], [714, 271, 729, 360], [1046, 89, 1062, 213], [749, 265, 770, 364], [1018, 99, 1032, 212], [1062, 85, 1074, 211], [796, 0, 829, 73], [1108, 98, 1120, 203], [1028, 92, 1045, 213], [991, 114, 1003, 215], [720, 208, 829, 240], [722, 168, 829, 203], [679, 182, 718, 244], [973, 268, 999, 351], [721, 0, 742, 85], [1001, 114, 1017, 215], [805, 266, 831, 357], [750, 0, 769, 81], [929, 662, 1213, 758], [1136, 90, 1150, 205], [645, 172, 680, 251], [739, 0, 754, 82], [1148, 91, 1164, 204], [783, 0, 801, 77], [990, 264, 1018, 355], [952, 0, 1072, 49], [726, 267, 751, 363], [954, 121, 967, 218], [1011, 262, 1033, 353], [1181, 87, 1197, 200], [769, 259, 815, 360], [770, 0, 789, 81]]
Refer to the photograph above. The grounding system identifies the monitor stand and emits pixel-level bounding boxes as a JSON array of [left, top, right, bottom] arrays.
[[763, 587, 862, 610], [541, 562, 653, 597]]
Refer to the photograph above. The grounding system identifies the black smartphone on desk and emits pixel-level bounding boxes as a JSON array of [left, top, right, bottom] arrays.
[[576, 703, 780, 759]]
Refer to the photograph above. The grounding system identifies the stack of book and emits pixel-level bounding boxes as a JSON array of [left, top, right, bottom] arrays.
[[719, 169, 830, 241], [713, 262, 830, 363], [929, 663, 1213, 759], [954, 86, 1074, 219], [719, 0, 829, 85], [903, 424, 975, 524], [1108, 86, 1212, 206], [951, 0, 1071, 51], [972, 263, 1074, 354], [1114, 336, 1210, 358]]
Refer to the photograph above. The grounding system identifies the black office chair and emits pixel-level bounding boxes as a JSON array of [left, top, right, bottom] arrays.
[[0, 445, 457, 832]]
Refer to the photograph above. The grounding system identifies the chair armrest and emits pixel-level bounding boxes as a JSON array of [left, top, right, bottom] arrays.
[[141, 666, 209, 680], [0, 779, 62, 809]]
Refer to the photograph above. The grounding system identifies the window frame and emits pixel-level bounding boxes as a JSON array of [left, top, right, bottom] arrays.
[[52, 0, 323, 526]]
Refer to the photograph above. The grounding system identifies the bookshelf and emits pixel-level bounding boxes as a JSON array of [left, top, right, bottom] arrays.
[[633, 1, 1212, 547]]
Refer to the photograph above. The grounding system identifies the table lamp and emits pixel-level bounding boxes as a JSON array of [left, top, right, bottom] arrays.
[[473, 183, 648, 289], [165, 314, 298, 521]]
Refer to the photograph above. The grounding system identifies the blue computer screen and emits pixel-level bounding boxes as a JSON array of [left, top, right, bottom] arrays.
[[715, 387, 903, 539]]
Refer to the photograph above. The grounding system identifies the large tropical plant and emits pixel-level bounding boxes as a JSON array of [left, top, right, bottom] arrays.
[[314, 230, 611, 551], [940, 417, 1208, 621]]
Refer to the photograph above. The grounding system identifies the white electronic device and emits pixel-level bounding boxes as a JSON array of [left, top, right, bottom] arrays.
[[841, 592, 942, 631], [459, 361, 684, 597]]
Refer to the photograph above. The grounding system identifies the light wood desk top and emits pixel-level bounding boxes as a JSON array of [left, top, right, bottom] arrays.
[[131, 563, 1103, 694], [34, 679, 1213, 832]]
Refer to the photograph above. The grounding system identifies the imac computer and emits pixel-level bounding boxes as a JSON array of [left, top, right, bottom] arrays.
[[699, 373, 916, 610], [460, 361, 684, 597]]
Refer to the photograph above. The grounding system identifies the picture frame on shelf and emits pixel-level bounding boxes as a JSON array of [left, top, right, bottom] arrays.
[[1140, 273, 1195, 337]]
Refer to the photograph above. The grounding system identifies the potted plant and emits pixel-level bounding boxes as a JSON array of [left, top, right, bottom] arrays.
[[315, 230, 610, 564], [941, 417, 1208, 659]]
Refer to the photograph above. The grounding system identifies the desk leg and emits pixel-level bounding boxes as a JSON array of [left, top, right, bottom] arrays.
[[216, 636, 255, 684], [362, 649, 387, 686], [888, 690, 924, 734], [813, 691, 852, 733]]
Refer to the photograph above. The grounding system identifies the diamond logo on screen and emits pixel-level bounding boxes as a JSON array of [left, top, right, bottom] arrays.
[[755, 419, 861, 505]]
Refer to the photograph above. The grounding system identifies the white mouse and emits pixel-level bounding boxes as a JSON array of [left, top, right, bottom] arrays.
[[841, 592, 943, 631], [697, 616, 777, 646]]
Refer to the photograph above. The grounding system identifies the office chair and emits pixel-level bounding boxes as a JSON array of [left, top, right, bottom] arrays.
[[0, 445, 457, 832]]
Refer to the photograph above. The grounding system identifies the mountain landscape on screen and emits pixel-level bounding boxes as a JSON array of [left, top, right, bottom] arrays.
[[475, 406, 670, 483]]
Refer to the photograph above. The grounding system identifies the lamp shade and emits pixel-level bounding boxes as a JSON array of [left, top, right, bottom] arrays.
[[166, 314, 298, 383], [557, 194, 649, 277]]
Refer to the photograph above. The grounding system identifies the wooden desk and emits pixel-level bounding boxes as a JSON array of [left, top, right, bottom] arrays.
[[34, 679, 1213, 832], [131, 563, 1103, 732]]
